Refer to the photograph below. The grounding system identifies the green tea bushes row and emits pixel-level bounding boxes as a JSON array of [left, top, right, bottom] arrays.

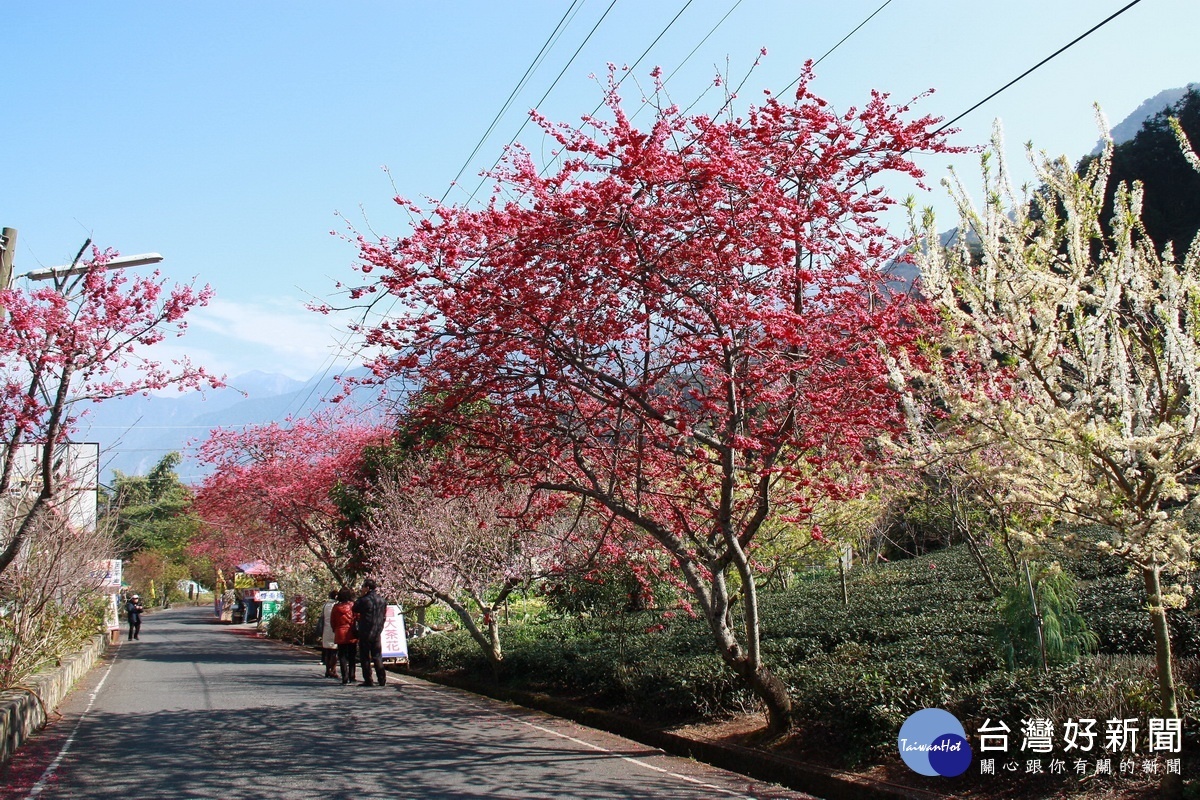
[[1078, 574, 1200, 658], [410, 614, 750, 721], [503, 616, 751, 719], [407, 627, 491, 674], [760, 548, 1004, 682], [406, 544, 1191, 765]]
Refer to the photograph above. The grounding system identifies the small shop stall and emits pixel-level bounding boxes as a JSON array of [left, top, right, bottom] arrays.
[[213, 560, 278, 625]]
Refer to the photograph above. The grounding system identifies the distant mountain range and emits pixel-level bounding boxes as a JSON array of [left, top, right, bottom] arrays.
[[76, 367, 387, 485], [1094, 83, 1199, 154]]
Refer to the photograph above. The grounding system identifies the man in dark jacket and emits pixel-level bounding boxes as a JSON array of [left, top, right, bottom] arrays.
[[353, 578, 388, 686], [125, 594, 144, 641]]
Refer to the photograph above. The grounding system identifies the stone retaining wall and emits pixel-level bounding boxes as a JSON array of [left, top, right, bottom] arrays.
[[0, 633, 108, 766]]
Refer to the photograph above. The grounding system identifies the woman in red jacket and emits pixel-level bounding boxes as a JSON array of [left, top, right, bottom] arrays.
[[330, 587, 358, 684]]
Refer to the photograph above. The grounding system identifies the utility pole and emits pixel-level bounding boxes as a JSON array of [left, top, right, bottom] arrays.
[[1, 227, 15, 288], [0, 227, 15, 320]]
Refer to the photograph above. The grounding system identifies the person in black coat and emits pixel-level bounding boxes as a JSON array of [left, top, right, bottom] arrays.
[[125, 594, 145, 641], [352, 578, 388, 686]]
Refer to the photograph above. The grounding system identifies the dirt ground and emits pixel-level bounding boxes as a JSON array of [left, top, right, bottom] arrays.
[[669, 714, 1174, 800]]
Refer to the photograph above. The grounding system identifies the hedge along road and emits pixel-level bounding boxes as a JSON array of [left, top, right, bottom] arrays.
[[0, 606, 818, 800]]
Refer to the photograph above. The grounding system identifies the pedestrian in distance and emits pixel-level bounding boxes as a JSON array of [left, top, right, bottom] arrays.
[[125, 594, 145, 641], [330, 587, 358, 684], [316, 590, 338, 678], [352, 578, 387, 687]]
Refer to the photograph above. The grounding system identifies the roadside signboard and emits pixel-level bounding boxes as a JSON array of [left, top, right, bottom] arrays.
[[258, 590, 284, 627], [90, 558, 122, 593], [381, 605, 408, 661]]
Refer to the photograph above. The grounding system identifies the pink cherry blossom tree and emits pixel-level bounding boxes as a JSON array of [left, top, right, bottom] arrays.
[[345, 65, 959, 733], [193, 410, 390, 585], [0, 245, 219, 577], [363, 468, 585, 671]]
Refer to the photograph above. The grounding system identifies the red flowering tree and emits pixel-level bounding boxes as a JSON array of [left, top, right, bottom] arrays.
[[0, 245, 218, 577], [347, 66, 958, 733], [193, 410, 389, 585]]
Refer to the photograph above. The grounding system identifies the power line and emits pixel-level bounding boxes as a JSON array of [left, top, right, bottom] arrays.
[[440, 0, 587, 205], [933, 0, 1145, 135], [779, 0, 896, 95], [540, 0, 706, 177], [656, 0, 745, 90], [614, 0, 697, 86], [552, 0, 897, 175], [464, 0, 621, 206]]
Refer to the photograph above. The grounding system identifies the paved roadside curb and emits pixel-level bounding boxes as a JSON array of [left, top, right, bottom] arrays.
[[0, 633, 109, 767], [405, 669, 948, 800]]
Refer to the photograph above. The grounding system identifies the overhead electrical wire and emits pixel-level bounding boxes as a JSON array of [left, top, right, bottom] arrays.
[[463, 0, 621, 206], [440, 0, 587, 205], [538, 0, 705, 174], [656, 0, 746, 91], [779, 0, 895, 95], [931, 0, 1145, 135]]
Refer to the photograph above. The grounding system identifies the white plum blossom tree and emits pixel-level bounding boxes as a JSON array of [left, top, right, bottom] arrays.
[[898, 118, 1200, 734]]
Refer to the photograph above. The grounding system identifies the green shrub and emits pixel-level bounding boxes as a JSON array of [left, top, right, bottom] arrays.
[[1078, 572, 1200, 658], [409, 629, 491, 674], [402, 542, 1198, 773], [995, 567, 1098, 668], [784, 652, 953, 764]]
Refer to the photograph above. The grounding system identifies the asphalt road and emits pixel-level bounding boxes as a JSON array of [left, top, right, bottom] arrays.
[[1, 605, 819, 800]]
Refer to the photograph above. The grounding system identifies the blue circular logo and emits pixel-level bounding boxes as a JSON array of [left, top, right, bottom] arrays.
[[898, 709, 973, 777]]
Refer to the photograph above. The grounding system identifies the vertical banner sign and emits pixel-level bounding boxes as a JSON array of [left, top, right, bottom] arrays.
[[291, 596, 306, 624], [381, 605, 409, 661]]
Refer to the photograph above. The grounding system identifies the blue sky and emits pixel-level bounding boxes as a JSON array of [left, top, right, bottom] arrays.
[[5, 1, 1197, 383]]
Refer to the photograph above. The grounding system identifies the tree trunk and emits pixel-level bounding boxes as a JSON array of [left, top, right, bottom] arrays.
[[1142, 565, 1183, 800], [724, 649, 793, 735], [439, 594, 504, 676], [699, 572, 793, 735], [950, 483, 1002, 599]]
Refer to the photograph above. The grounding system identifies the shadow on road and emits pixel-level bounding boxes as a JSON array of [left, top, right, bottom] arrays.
[[27, 689, 704, 800]]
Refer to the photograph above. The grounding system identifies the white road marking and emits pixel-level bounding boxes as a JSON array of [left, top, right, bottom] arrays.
[[515, 715, 753, 798], [26, 647, 120, 798], [417, 682, 755, 799]]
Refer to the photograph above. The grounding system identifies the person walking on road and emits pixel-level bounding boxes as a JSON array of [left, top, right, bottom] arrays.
[[352, 578, 387, 687], [330, 587, 358, 684], [125, 594, 145, 641]]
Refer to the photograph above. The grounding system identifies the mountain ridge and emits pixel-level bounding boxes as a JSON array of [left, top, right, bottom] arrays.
[[79, 367, 376, 483]]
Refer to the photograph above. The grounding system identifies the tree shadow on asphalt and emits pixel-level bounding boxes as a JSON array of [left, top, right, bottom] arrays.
[[10, 682, 764, 800]]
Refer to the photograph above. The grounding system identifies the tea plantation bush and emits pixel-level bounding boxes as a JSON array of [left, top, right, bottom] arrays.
[[407, 543, 1198, 766]]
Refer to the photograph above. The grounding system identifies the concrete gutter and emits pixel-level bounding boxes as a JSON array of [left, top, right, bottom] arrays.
[[0, 633, 108, 766]]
